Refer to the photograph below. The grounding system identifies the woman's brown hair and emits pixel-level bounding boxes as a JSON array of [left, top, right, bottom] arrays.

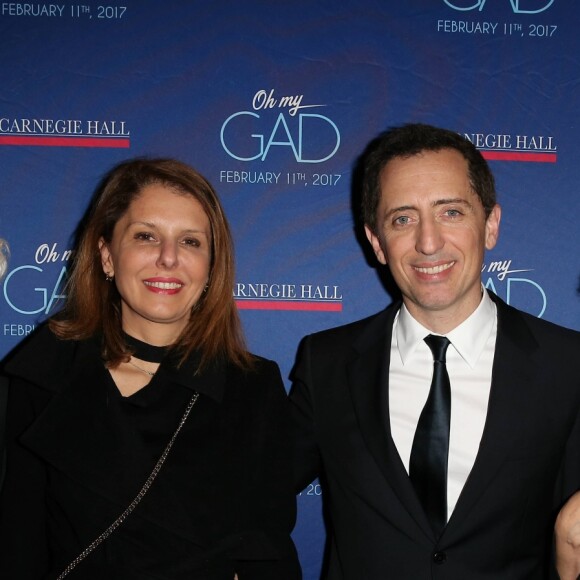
[[50, 158, 253, 370]]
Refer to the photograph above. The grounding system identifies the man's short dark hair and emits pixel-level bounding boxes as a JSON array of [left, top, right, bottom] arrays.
[[361, 123, 497, 232]]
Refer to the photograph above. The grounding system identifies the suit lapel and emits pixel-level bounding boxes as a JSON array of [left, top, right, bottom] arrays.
[[445, 294, 539, 535], [347, 303, 435, 541], [345, 294, 542, 541]]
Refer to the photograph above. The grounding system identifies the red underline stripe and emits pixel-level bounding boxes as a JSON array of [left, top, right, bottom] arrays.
[[481, 151, 556, 163], [0, 136, 130, 148], [235, 300, 342, 311]]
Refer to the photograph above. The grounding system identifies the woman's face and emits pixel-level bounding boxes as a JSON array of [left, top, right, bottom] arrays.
[[99, 183, 211, 344]]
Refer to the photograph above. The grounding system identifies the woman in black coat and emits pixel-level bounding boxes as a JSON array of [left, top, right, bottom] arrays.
[[0, 159, 301, 580]]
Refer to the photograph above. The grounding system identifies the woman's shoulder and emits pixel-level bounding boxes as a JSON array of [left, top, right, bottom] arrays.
[[248, 352, 281, 373], [230, 352, 283, 384], [223, 353, 288, 406], [4, 324, 95, 392]]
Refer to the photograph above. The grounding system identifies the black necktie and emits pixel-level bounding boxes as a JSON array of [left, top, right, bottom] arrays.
[[409, 334, 451, 535]]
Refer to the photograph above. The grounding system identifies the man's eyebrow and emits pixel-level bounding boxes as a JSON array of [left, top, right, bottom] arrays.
[[381, 198, 475, 222], [432, 198, 474, 210], [383, 205, 416, 219]]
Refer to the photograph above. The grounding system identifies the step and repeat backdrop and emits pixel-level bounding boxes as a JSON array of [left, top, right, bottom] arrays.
[[1, 1, 579, 577]]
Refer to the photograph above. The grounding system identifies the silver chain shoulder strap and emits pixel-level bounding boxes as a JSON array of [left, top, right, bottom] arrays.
[[56, 391, 200, 579]]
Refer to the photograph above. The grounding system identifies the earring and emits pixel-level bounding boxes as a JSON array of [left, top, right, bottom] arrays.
[[203, 283, 209, 293], [105, 273, 114, 282]]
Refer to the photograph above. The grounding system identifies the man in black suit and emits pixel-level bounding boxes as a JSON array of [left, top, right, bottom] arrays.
[[290, 123, 580, 579]]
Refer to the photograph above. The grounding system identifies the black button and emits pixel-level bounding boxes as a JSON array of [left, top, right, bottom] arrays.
[[433, 551, 447, 564]]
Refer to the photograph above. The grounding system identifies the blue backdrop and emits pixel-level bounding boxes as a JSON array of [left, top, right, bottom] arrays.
[[1, 1, 579, 577]]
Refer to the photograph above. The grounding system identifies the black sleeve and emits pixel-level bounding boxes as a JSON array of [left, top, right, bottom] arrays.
[[289, 336, 322, 493], [233, 360, 302, 580], [0, 376, 52, 579]]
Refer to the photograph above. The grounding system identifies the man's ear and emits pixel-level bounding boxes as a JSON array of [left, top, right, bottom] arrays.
[[364, 224, 388, 265], [485, 204, 501, 251]]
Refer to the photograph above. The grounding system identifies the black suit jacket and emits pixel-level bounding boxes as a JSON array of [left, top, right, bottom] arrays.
[[290, 292, 580, 579], [0, 326, 300, 580]]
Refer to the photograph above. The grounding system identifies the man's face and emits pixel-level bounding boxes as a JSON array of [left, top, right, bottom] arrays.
[[365, 148, 501, 332]]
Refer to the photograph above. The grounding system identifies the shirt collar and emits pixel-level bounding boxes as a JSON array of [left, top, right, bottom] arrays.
[[395, 288, 497, 368]]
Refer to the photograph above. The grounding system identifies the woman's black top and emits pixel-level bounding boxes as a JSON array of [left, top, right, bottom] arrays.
[[0, 325, 301, 580]]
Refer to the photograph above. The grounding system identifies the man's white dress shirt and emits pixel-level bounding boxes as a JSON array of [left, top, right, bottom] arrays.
[[389, 290, 497, 521]]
